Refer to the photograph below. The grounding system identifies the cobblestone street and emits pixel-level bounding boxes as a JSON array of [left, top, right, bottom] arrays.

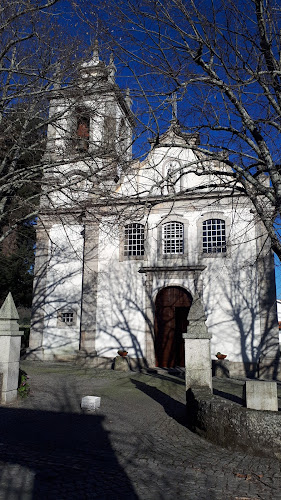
[[0, 362, 280, 499]]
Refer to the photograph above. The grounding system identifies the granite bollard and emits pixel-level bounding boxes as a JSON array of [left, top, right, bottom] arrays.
[[81, 396, 101, 411]]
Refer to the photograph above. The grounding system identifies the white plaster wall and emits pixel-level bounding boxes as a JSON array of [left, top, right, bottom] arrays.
[[94, 197, 260, 364], [37, 116, 266, 364], [202, 260, 260, 362], [42, 224, 83, 358], [48, 159, 98, 207], [200, 205, 260, 362], [115, 103, 132, 162], [93, 138, 264, 365], [120, 145, 231, 198], [89, 100, 104, 148], [52, 102, 68, 151], [95, 222, 146, 358]]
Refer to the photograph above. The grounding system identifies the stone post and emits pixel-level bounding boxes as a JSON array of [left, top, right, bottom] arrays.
[[0, 293, 23, 403], [183, 294, 212, 392]]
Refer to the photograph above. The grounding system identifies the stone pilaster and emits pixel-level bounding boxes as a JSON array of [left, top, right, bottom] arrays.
[[255, 219, 280, 378], [143, 274, 155, 367], [29, 221, 50, 358], [79, 222, 99, 357]]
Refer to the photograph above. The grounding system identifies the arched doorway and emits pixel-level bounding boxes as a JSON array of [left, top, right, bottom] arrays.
[[154, 286, 192, 367]]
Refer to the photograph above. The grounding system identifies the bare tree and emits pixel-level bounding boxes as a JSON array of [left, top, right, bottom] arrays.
[[3, 0, 281, 303], [0, 0, 91, 243], [77, 0, 281, 261]]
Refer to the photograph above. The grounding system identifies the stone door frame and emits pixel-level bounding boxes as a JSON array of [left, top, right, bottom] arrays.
[[138, 265, 206, 367]]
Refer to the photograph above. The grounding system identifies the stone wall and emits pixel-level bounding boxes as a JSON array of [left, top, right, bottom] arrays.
[[212, 359, 281, 380], [186, 388, 281, 460]]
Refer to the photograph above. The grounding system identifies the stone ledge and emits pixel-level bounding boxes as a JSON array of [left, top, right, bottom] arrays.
[[186, 387, 281, 460], [212, 359, 281, 380]]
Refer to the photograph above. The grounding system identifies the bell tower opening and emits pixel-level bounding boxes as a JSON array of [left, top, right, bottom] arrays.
[[76, 109, 90, 152]]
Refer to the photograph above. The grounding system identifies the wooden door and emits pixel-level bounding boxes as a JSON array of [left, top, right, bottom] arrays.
[[154, 287, 192, 367]]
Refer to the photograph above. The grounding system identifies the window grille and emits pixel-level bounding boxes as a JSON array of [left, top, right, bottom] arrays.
[[202, 219, 226, 253], [162, 222, 184, 254], [124, 223, 145, 256], [61, 312, 74, 324]]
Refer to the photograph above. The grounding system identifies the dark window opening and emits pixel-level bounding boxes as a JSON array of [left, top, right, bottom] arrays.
[[76, 113, 90, 152], [61, 312, 74, 324], [57, 310, 76, 326]]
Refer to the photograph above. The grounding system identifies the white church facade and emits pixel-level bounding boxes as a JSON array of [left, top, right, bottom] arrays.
[[29, 45, 280, 378]]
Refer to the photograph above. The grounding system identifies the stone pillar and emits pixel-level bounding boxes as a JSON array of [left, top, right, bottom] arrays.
[[143, 274, 155, 367], [0, 293, 23, 404], [183, 294, 212, 392]]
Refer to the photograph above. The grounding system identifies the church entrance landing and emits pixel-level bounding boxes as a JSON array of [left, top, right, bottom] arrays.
[[154, 286, 192, 368]]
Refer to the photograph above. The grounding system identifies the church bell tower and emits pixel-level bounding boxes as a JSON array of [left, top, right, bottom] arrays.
[[29, 42, 134, 360]]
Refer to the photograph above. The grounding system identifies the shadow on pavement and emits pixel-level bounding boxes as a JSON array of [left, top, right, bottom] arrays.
[[145, 369, 186, 386], [212, 388, 244, 405], [131, 378, 187, 426], [0, 406, 138, 499]]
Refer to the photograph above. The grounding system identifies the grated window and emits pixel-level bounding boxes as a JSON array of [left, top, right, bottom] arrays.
[[162, 222, 184, 254], [61, 312, 74, 324], [124, 223, 145, 256], [202, 219, 226, 253]]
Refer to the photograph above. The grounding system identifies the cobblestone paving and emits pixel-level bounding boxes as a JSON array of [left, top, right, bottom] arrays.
[[0, 361, 280, 499]]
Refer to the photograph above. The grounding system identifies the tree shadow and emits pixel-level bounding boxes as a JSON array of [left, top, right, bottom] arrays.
[[0, 361, 138, 499], [130, 377, 187, 426], [0, 405, 138, 499], [202, 238, 280, 380], [29, 202, 280, 382], [144, 369, 186, 386], [212, 388, 244, 406]]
